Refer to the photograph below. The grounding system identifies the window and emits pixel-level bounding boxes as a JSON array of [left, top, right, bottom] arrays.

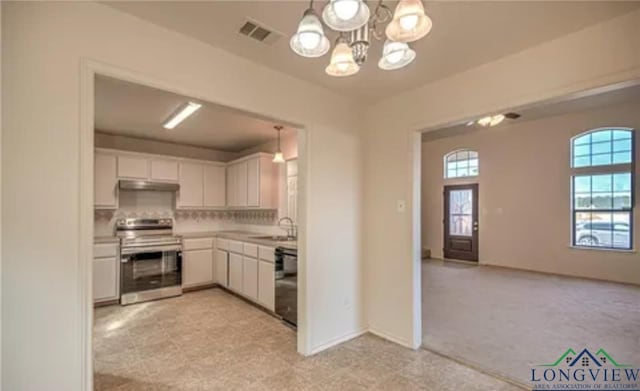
[[445, 149, 478, 179], [571, 128, 634, 250]]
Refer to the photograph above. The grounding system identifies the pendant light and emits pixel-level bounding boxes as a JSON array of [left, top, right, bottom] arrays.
[[378, 40, 416, 70], [290, 1, 330, 58], [325, 37, 360, 77], [322, 0, 370, 32], [273, 126, 285, 163], [385, 0, 432, 43]]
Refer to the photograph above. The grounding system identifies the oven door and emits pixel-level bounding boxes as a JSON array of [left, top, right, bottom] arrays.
[[121, 246, 182, 295]]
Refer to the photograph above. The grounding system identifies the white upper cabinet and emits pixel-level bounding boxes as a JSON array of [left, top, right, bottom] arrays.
[[94, 151, 118, 209], [204, 164, 226, 207], [150, 159, 179, 182], [236, 161, 248, 206], [178, 162, 204, 208], [226, 154, 276, 208], [247, 157, 260, 207], [117, 155, 148, 179]]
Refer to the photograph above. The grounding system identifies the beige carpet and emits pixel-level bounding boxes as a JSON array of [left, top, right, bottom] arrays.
[[422, 260, 640, 386]]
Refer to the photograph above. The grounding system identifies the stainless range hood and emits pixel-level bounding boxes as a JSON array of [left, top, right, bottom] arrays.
[[119, 180, 180, 192]]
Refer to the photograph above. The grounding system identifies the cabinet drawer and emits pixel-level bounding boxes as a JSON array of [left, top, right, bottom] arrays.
[[217, 239, 229, 251], [258, 246, 275, 263], [243, 243, 258, 258], [94, 243, 118, 258], [183, 238, 213, 251], [229, 240, 243, 254]]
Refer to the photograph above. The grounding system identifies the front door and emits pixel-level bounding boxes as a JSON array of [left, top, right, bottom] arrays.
[[444, 184, 479, 261]]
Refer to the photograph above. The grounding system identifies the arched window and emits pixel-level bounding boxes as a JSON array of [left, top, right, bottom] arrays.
[[444, 149, 478, 179], [571, 128, 634, 250]]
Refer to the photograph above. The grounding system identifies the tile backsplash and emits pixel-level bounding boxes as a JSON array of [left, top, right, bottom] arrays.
[[94, 190, 281, 236]]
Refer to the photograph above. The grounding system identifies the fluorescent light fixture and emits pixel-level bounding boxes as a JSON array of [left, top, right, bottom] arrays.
[[163, 101, 202, 129]]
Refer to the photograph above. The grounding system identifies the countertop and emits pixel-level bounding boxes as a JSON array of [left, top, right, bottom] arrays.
[[94, 231, 297, 250], [179, 230, 297, 250]]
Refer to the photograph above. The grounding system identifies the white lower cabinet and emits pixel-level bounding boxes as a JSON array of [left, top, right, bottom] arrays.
[[215, 249, 229, 287], [258, 260, 275, 311], [211, 238, 276, 312], [242, 256, 259, 301], [229, 253, 243, 292], [183, 249, 213, 288], [93, 257, 118, 303], [93, 243, 119, 303]]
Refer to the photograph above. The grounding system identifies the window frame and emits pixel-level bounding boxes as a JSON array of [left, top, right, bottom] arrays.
[[443, 149, 479, 179], [570, 127, 635, 251]]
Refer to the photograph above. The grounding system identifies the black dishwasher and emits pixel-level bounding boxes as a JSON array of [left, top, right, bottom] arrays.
[[275, 246, 297, 328]]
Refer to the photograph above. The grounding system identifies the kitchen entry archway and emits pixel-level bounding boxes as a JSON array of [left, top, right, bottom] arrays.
[[79, 60, 311, 390], [443, 184, 479, 262]]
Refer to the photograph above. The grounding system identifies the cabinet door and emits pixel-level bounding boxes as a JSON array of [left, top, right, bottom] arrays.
[[228, 253, 243, 292], [204, 164, 226, 207], [118, 155, 149, 179], [183, 249, 213, 288], [247, 158, 260, 207], [258, 260, 275, 311], [226, 164, 237, 207], [93, 257, 118, 302], [150, 159, 179, 182], [215, 250, 228, 287], [243, 256, 258, 301], [236, 161, 248, 207], [178, 162, 204, 208], [287, 176, 298, 223], [94, 152, 118, 208]]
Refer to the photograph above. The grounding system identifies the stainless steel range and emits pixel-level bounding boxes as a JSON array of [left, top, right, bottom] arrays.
[[116, 218, 182, 305]]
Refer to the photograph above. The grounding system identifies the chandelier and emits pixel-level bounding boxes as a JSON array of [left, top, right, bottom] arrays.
[[290, 0, 432, 76]]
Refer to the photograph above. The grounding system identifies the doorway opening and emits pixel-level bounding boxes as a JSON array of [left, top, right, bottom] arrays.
[[416, 80, 640, 388], [81, 62, 310, 390]]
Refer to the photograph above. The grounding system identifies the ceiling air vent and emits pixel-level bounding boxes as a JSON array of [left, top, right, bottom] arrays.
[[238, 19, 281, 45]]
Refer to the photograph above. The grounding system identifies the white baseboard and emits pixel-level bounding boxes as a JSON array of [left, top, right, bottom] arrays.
[[309, 328, 368, 355], [369, 326, 413, 349]]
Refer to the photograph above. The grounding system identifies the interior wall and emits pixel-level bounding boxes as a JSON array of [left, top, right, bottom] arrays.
[[95, 131, 237, 162], [422, 99, 640, 284], [363, 8, 640, 349], [2, 2, 363, 390]]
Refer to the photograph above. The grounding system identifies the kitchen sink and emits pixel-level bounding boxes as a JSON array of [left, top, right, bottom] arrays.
[[251, 235, 296, 242]]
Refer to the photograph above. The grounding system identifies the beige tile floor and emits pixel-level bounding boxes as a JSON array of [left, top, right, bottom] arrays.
[[94, 288, 522, 391]]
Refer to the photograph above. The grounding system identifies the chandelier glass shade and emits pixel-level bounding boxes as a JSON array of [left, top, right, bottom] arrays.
[[322, 0, 370, 32], [290, 8, 330, 57], [290, 0, 430, 76], [385, 0, 432, 43], [325, 38, 360, 77], [378, 40, 416, 70]]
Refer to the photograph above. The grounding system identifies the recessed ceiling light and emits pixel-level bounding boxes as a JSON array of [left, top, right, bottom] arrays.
[[477, 114, 505, 127], [163, 102, 202, 130]]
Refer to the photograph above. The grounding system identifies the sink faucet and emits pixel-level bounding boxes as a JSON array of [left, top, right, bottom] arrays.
[[278, 217, 297, 239]]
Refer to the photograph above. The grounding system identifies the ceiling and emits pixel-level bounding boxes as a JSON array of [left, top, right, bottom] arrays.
[[422, 83, 640, 141], [104, 1, 640, 103], [95, 75, 292, 151]]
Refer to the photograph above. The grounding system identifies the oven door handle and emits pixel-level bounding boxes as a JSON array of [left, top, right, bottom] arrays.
[[120, 245, 183, 255]]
